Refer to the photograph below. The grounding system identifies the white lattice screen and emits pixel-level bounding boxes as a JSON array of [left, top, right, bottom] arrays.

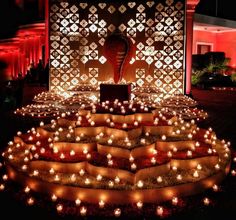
[[49, 0, 186, 94]]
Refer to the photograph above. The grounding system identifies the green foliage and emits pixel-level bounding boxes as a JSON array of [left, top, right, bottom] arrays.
[[191, 57, 233, 86], [231, 73, 236, 83], [206, 57, 230, 74], [191, 70, 204, 85]]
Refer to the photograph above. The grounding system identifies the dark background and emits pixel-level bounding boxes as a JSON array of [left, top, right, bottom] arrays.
[[195, 0, 236, 20], [0, 0, 236, 40], [0, 0, 43, 39]]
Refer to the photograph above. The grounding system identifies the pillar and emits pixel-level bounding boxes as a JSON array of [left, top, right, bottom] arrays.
[[38, 0, 45, 18], [45, 0, 49, 65], [185, 0, 200, 95]]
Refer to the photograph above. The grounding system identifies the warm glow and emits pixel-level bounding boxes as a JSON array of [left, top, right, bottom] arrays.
[[114, 208, 121, 217]]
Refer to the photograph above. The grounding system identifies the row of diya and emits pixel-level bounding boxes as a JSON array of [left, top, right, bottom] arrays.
[[14, 91, 207, 121], [2, 107, 231, 205]]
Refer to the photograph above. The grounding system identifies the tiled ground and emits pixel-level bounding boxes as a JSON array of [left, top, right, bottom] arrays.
[[0, 86, 236, 220]]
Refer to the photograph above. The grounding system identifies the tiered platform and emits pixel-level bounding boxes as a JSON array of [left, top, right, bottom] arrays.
[[2, 99, 231, 217]]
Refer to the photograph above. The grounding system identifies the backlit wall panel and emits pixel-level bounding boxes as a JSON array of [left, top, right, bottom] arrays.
[[49, 0, 185, 94]]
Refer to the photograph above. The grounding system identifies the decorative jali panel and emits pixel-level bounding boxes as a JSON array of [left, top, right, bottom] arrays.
[[49, 0, 185, 94]]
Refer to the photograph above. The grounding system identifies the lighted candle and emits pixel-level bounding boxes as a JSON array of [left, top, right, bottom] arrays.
[[128, 155, 134, 163], [106, 179, 114, 188], [213, 184, 219, 192], [24, 157, 29, 162], [85, 178, 90, 185], [176, 174, 182, 181], [131, 163, 137, 170], [33, 170, 39, 176], [107, 153, 112, 159], [215, 164, 220, 170], [231, 170, 236, 176], [157, 176, 163, 183], [99, 200, 105, 208], [24, 149, 29, 155], [70, 174, 76, 182], [49, 168, 55, 175], [34, 153, 39, 159], [24, 186, 30, 193], [83, 148, 88, 154], [193, 170, 199, 178], [31, 145, 36, 151], [145, 132, 150, 137], [0, 184, 5, 191], [187, 150, 192, 157], [167, 151, 172, 158], [51, 194, 58, 202], [122, 123, 127, 129], [56, 204, 63, 212], [54, 136, 59, 142], [140, 138, 146, 144], [54, 175, 60, 181], [154, 119, 159, 125], [176, 129, 180, 134], [126, 142, 131, 147], [208, 149, 213, 154], [172, 197, 178, 205], [17, 131, 22, 136], [197, 164, 202, 170], [172, 166, 177, 171], [115, 176, 120, 183], [173, 147, 178, 152], [137, 180, 144, 188], [151, 157, 156, 165], [188, 133, 193, 139], [22, 165, 28, 171], [80, 206, 87, 216], [27, 197, 35, 205], [75, 199, 81, 206], [76, 136, 81, 142], [136, 201, 143, 209], [156, 206, 163, 216], [60, 153, 65, 159], [79, 169, 85, 176], [108, 139, 113, 145], [70, 150, 75, 156], [161, 135, 166, 141], [181, 126, 185, 131], [203, 197, 210, 205], [152, 149, 158, 155], [114, 208, 121, 217], [108, 159, 113, 166], [96, 174, 103, 181]]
